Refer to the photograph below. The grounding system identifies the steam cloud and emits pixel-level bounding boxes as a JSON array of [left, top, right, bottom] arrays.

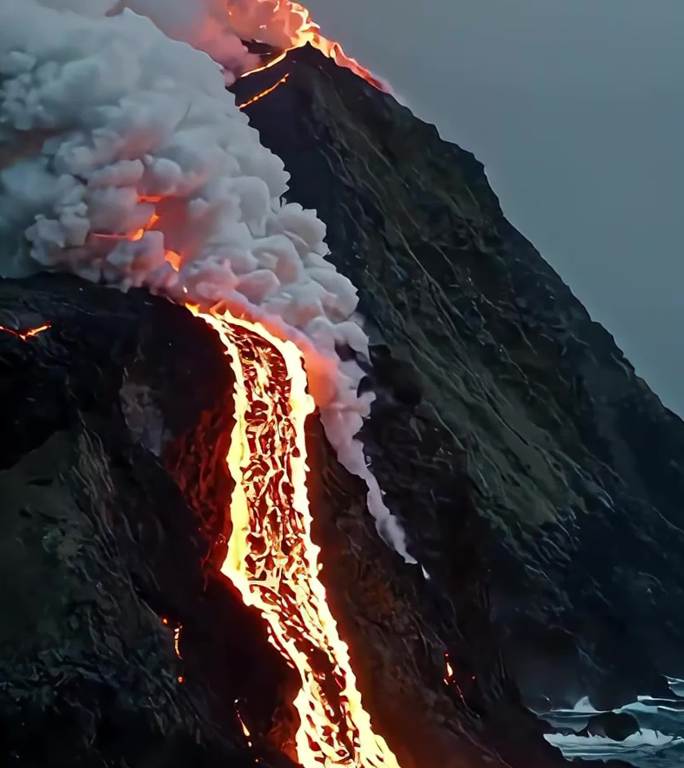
[[0, 0, 414, 564], [37, 0, 318, 82]]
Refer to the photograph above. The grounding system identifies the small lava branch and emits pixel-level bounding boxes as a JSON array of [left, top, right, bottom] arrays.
[[238, 73, 291, 109], [0, 322, 51, 342], [191, 307, 401, 768]]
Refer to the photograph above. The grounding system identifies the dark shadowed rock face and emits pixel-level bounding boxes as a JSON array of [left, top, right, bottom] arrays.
[[580, 713, 640, 742], [234, 44, 684, 712], [0, 275, 298, 768], [0, 277, 622, 768]]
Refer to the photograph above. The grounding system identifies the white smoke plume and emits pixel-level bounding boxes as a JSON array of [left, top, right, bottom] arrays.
[[37, 0, 324, 82], [0, 0, 414, 564]]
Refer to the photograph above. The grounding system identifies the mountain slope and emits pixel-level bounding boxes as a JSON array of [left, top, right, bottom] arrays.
[[235, 44, 684, 712], [1, 40, 679, 768]]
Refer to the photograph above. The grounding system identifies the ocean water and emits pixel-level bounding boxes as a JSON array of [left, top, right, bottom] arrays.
[[540, 678, 684, 767]]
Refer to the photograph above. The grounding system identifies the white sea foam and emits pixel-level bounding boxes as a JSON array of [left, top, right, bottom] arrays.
[[543, 691, 684, 765], [545, 728, 681, 756]]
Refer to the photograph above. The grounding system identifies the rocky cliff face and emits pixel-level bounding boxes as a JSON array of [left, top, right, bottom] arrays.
[[0, 276, 299, 767], [1, 42, 679, 768], [235, 44, 684, 713], [0, 272, 620, 768]]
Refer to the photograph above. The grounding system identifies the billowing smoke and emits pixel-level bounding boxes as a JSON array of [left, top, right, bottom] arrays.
[[116, 0, 315, 51], [35, 0, 324, 82], [0, 0, 413, 563]]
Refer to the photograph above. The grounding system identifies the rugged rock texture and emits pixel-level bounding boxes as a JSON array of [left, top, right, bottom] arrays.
[[0, 269, 620, 768], [235, 44, 684, 714], [579, 713, 640, 742], [1, 42, 676, 768], [0, 275, 297, 767]]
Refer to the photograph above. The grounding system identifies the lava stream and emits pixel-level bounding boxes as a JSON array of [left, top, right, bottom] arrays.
[[238, 73, 291, 109], [193, 308, 400, 768], [0, 322, 51, 341]]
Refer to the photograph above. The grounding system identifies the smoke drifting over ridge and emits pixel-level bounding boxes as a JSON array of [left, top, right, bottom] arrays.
[[38, 0, 362, 82], [0, 0, 413, 562]]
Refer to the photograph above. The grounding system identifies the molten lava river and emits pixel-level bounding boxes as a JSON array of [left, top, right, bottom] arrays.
[[192, 308, 401, 768]]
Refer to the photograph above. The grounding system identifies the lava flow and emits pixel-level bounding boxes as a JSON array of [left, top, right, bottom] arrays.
[[192, 307, 400, 768], [235, 1, 387, 92], [0, 322, 51, 341], [238, 72, 291, 109]]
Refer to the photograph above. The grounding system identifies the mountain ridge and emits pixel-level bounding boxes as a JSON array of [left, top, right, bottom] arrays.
[[235, 43, 684, 711]]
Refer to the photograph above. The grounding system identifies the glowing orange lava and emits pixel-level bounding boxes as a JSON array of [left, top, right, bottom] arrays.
[[164, 249, 182, 272], [235, 702, 254, 748], [0, 322, 51, 342], [173, 625, 183, 659], [92, 203, 179, 270], [238, 72, 291, 109], [192, 307, 400, 768], [236, 1, 387, 91], [444, 655, 455, 686]]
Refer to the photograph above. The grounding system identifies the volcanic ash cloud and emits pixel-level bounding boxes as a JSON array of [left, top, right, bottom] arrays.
[[0, 0, 414, 564]]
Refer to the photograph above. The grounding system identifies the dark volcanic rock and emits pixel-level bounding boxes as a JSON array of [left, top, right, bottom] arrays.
[[235, 44, 684, 715], [580, 713, 640, 742], [0, 275, 294, 768], [0, 268, 622, 768]]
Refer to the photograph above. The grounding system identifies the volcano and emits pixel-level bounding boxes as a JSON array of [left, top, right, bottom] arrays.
[[1, 23, 683, 768]]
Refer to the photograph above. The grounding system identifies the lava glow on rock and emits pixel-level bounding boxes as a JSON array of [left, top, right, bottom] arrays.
[[238, 72, 291, 109], [191, 307, 400, 768], [0, 322, 51, 342]]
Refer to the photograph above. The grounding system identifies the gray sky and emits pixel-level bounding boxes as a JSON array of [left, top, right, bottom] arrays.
[[307, 0, 684, 416]]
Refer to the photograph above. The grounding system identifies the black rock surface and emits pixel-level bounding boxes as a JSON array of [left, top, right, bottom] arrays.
[[234, 44, 684, 713], [0, 275, 298, 768], [580, 713, 641, 742]]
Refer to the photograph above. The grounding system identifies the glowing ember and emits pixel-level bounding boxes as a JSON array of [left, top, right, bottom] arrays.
[[193, 307, 401, 768], [235, 703, 254, 748], [443, 655, 455, 686], [236, 1, 387, 91], [443, 652, 476, 705], [238, 72, 291, 109], [173, 625, 183, 659], [0, 322, 52, 342]]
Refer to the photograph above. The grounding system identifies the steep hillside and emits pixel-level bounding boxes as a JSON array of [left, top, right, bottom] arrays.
[[236, 44, 684, 711]]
